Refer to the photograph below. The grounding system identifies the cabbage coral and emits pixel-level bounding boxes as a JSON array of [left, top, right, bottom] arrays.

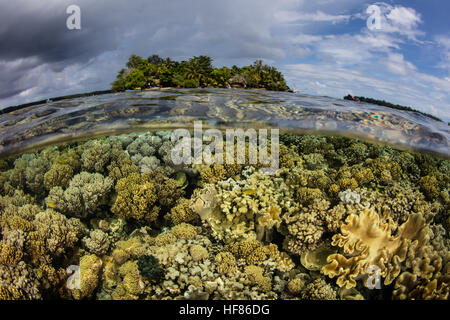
[[322, 208, 430, 289]]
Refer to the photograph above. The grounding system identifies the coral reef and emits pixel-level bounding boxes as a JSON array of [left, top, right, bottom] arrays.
[[0, 131, 447, 301]]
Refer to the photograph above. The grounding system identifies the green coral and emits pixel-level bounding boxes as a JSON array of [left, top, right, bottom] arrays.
[[137, 255, 164, 282], [81, 139, 112, 173], [46, 172, 113, 218]]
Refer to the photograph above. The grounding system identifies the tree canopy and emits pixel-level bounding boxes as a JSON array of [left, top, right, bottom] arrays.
[[111, 54, 290, 92]]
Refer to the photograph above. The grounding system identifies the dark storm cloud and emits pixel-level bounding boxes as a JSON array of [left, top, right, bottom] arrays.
[[0, 0, 298, 107]]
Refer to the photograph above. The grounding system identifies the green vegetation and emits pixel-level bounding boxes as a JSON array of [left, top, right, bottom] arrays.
[[344, 95, 443, 122], [111, 54, 290, 92]]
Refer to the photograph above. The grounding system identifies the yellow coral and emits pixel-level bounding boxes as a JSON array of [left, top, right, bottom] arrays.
[[44, 163, 73, 190], [322, 208, 429, 289], [170, 223, 200, 240], [111, 173, 159, 222], [167, 198, 198, 224], [215, 252, 237, 274], [244, 265, 271, 292], [72, 254, 103, 300]]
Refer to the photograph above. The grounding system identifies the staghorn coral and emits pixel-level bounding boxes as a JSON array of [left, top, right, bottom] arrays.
[[46, 172, 113, 218], [111, 173, 159, 222]]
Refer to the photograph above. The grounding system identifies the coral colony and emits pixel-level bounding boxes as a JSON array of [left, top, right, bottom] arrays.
[[0, 130, 448, 300]]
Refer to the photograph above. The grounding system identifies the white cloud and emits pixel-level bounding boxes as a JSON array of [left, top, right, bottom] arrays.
[[383, 53, 416, 75], [435, 35, 450, 74], [364, 3, 425, 41], [281, 63, 450, 121], [274, 10, 351, 24]]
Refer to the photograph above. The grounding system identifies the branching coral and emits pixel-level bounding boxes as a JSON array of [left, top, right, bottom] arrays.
[[24, 157, 51, 196], [282, 199, 330, 255], [0, 261, 41, 299], [81, 139, 112, 173], [44, 163, 74, 190], [146, 168, 185, 208], [205, 167, 294, 243]]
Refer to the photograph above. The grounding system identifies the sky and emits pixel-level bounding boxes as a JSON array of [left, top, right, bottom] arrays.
[[0, 0, 449, 121]]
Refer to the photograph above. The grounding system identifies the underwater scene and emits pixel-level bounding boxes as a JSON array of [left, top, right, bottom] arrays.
[[0, 89, 448, 300]]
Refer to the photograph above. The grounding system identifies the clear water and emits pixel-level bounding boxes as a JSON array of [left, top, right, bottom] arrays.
[[0, 88, 448, 159]]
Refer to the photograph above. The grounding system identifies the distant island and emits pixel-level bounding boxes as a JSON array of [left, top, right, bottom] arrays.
[[344, 95, 443, 123], [111, 54, 291, 92]]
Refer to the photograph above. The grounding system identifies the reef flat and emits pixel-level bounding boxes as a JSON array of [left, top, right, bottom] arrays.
[[0, 131, 448, 300]]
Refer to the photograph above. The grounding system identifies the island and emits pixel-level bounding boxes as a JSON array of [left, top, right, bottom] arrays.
[[111, 54, 290, 92], [344, 95, 443, 122]]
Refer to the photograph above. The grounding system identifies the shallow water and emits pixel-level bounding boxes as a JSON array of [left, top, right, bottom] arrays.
[[0, 88, 448, 159], [0, 89, 448, 301]]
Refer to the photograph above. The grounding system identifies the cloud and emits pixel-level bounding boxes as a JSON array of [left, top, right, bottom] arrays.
[[435, 35, 450, 74], [0, 0, 301, 107], [383, 53, 416, 75], [363, 3, 425, 41], [281, 63, 450, 122], [0, 0, 448, 124], [274, 10, 351, 24]]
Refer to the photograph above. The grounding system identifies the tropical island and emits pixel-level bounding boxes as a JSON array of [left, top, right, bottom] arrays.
[[111, 54, 291, 92], [344, 95, 443, 122]]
